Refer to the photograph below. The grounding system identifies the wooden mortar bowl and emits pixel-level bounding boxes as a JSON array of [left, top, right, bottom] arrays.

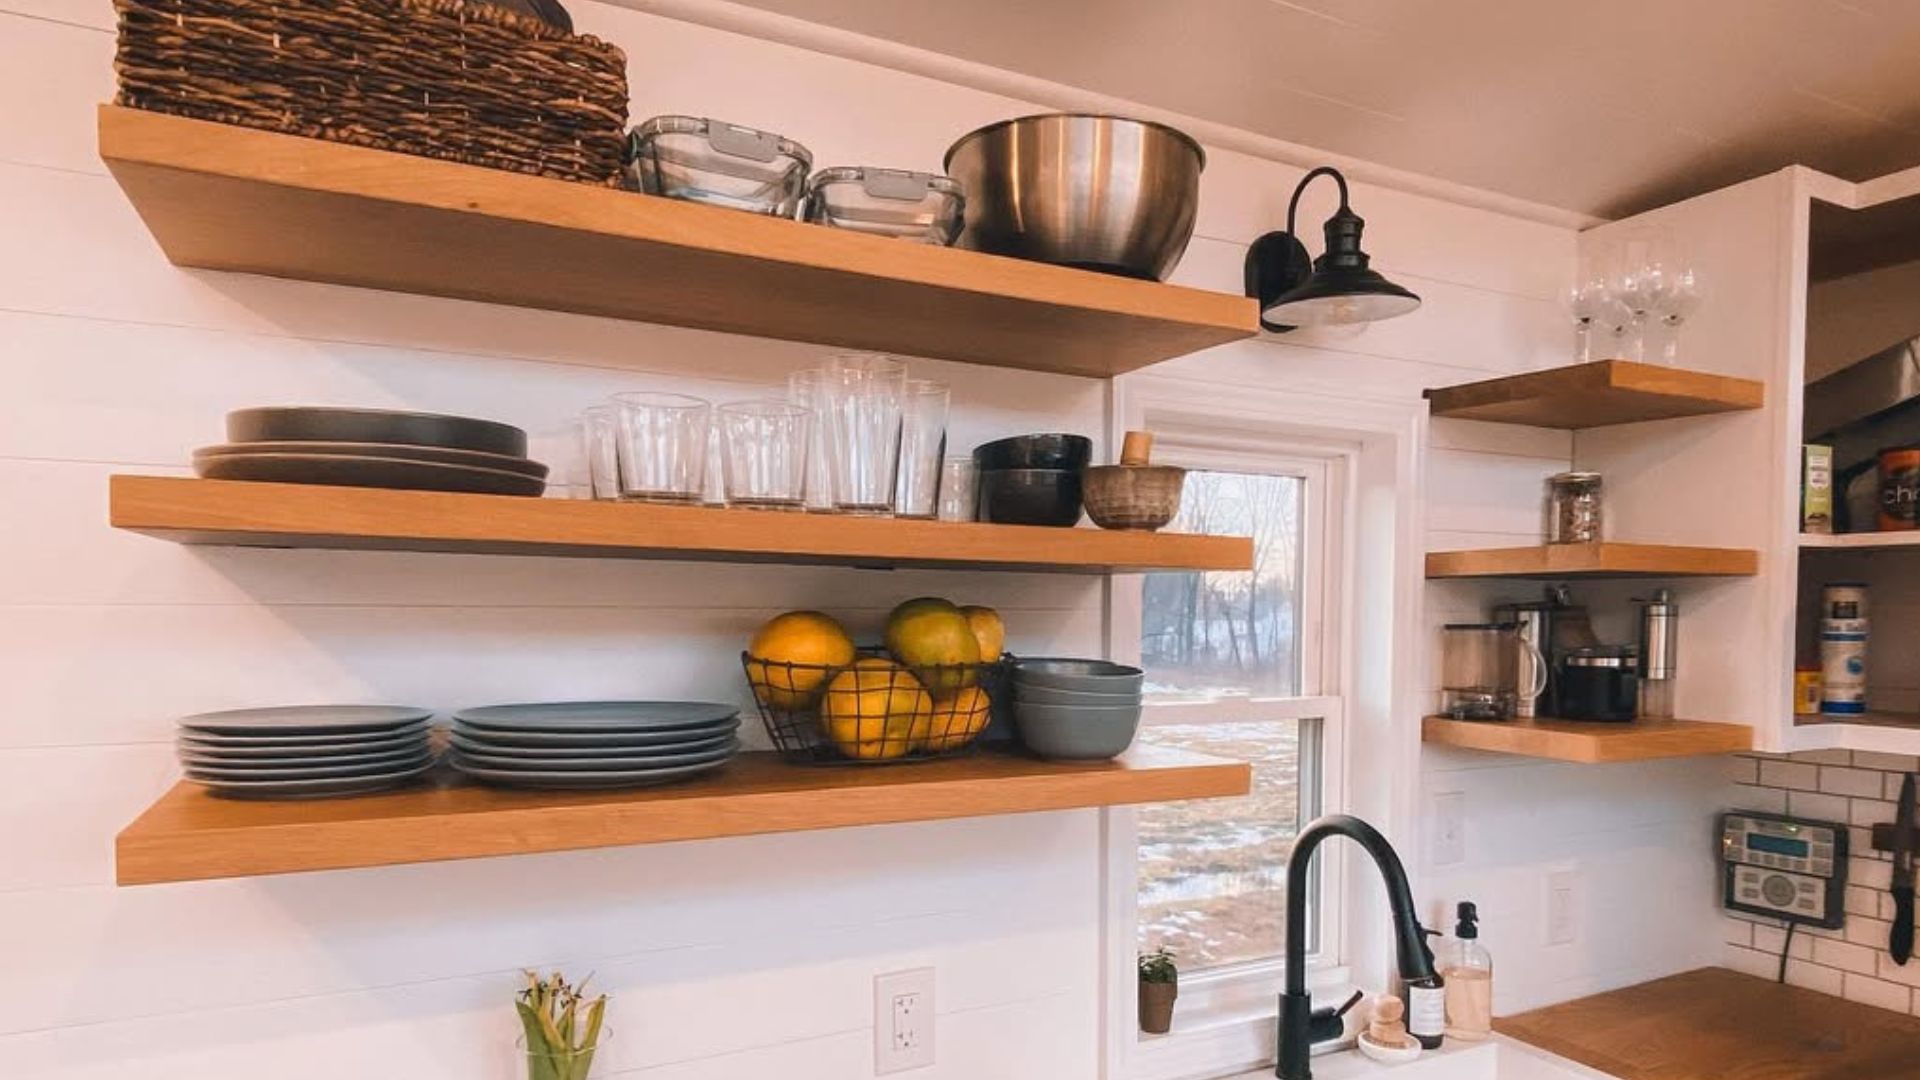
[[1082, 464, 1185, 531]]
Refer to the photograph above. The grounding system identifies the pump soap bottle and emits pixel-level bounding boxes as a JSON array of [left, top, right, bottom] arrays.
[[1441, 901, 1493, 1041]]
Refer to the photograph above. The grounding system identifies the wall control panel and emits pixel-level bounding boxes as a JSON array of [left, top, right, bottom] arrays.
[[1719, 810, 1848, 928]]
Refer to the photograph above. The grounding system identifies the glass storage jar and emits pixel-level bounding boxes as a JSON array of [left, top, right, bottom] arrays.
[[1546, 471, 1603, 544]]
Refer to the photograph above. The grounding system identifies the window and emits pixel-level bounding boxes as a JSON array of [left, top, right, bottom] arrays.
[[1102, 374, 1421, 1080], [1135, 470, 1322, 972]]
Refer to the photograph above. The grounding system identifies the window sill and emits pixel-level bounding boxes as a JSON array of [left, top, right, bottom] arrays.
[[1127, 968, 1353, 1080]]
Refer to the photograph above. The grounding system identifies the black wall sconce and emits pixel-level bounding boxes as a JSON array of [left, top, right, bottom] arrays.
[[1244, 166, 1421, 333]]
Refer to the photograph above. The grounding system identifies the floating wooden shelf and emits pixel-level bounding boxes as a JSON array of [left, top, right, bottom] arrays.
[[110, 476, 1254, 574], [97, 105, 1256, 377], [116, 746, 1251, 885], [1800, 531, 1920, 549], [1424, 542, 1758, 579], [1424, 360, 1765, 429], [1795, 710, 1920, 728], [1422, 715, 1752, 763]]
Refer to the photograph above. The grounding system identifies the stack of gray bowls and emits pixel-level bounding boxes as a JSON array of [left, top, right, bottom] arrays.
[[1010, 658, 1145, 760]]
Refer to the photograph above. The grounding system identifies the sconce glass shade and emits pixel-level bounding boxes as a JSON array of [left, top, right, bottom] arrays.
[[1245, 166, 1421, 332]]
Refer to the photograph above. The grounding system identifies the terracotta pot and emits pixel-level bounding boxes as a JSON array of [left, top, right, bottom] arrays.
[[1138, 975, 1178, 1034]]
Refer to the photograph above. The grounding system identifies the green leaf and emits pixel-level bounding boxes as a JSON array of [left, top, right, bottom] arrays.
[[516, 1001, 560, 1080]]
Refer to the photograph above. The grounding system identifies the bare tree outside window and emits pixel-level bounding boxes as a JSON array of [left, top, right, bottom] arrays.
[[1136, 471, 1311, 971]]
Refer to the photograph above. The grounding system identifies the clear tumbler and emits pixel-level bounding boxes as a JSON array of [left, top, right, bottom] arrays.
[[579, 404, 621, 500], [612, 391, 710, 503], [719, 400, 811, 510], [820, 353, 906, 515], [936, 456, 978, 522], [786, 368, 836, 512], [894, 379, 949, 518]]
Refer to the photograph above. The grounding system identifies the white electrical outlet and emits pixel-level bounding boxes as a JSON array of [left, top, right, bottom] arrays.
[[1431, 790, 1467, 866], [1546, 869, 1579, 946], [874, 967, 935, 1074]]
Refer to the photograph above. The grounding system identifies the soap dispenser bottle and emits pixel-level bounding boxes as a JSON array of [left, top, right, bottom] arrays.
[[1441, 901, 1493, 1041], [1403, 926, 1446, 1050]]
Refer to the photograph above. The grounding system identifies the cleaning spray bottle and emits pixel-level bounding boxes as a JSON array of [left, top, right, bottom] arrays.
[[1441, 901, 1494, 1041]]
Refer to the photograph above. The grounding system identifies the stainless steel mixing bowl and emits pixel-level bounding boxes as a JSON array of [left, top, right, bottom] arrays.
[[943, 113, 1204, 281]]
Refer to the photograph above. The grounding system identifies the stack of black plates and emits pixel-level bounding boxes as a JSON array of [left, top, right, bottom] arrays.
[[177, 706, 438, 798], [193, 406, 548, 496], [450, 702, 741, 790]]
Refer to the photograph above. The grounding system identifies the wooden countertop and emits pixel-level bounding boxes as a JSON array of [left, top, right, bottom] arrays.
[[1497, 967, 1920, 1079]]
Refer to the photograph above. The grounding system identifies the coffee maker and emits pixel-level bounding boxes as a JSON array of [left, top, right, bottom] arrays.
[[1495, 586, 1597, 717]]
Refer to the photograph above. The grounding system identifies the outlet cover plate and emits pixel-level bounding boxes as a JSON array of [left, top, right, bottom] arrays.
[[875, 967, 935, 1074]]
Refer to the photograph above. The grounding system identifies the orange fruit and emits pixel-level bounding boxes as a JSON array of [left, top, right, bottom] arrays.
[[746, 610, 855, 710], [821, 658, 932, 760]]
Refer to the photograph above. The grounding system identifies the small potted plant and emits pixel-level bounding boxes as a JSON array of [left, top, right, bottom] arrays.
[[1138, 947, 1178, 1034], [517, 970, 609, 1080]]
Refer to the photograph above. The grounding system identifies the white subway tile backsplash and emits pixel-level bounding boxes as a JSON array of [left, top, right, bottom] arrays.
[[1792, 749, 1855, 766], [1843, 972, 1912, 1013], [1733, 784, 1789, 814], [1724, 917, 1753, 947], [1822, 767, 1886, 799], [1813, 936, 1879, 975], [1754, 924, 1814, 959], [1853, 857, 1895, 890], [1787, 791, 1850, 822], [1786, 958, 1846, 995], [1855, 751, 1919, 773], [1725, 756, 1760, 785], [1760, 759, 1821, 791], [1722, 943, 1779, 981], [1846, 916, 1893, 948]]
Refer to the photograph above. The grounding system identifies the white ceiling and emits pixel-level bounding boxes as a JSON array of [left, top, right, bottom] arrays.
[[712, 0, 1920, 219]]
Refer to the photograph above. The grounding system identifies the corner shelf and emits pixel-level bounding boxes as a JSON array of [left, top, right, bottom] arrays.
[[110, 476, 1254, 574], [116, 746, 1252, 885], [1424, 359, 1765, 429], [1424, 542, 1758, 580], [97, 105, 1256, 377], [1422, 716, 1752, 763], [1800, 532, 1920, 550]]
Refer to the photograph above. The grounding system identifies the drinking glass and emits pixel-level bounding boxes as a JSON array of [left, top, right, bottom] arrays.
[[718, 400, 811, 510], [820, 353, 906, 515], [936, 456, 978, 522], [1650, 266, 1703, 366], [894, 379, 950, 518], [579, 404, 621, 500], [612, 391, 710, 503], [786, 368, 836, 512]]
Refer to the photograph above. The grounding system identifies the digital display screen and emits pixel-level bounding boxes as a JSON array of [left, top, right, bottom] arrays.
[[1747, 833, 1809, 858]]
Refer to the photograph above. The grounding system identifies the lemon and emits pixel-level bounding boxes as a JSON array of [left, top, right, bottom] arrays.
[[821, 657, 932, 760], [885, 597, 980, 696], [746, 610, 856, 710], [914, 686, 993, 751], [958, 605, 1005, 661]]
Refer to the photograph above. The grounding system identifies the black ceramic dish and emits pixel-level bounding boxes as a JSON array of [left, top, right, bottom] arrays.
[[195, 441, 549, 479], [978, 468, 1082, 527], [196, 452, 548, 496], [227, 407, 529, 459], [972, 433, 1093, 472]]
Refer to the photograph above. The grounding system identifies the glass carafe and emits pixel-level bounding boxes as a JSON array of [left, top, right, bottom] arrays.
[[1440, 622, 1545, 721]]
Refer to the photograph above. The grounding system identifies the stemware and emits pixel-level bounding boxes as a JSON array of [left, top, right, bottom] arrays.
[[1650, 265, 1703, 366]]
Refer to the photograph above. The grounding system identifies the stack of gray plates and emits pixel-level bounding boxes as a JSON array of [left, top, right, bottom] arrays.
[[177, 706, 437, 798], [449, 701, 741, 790]]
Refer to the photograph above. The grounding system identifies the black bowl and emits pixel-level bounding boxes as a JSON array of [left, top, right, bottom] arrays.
[[972, 433, 1093, 472], [979, 468, 1083, 527]]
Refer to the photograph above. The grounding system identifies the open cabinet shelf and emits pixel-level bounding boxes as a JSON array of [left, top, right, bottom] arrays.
[[109, 476, 1254, 573], [1423, 359, 1765, 429], [97, 105, 1257, 377], [1800, 532, 1920, 550], [116, 747, 1252, 885], [1422, 716, 1753, 763], [1424, 542, 1759, 579]]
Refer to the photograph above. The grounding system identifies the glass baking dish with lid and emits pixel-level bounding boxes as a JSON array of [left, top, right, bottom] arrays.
[[802, 167, 965, 244], [627, 116, 813, 216]]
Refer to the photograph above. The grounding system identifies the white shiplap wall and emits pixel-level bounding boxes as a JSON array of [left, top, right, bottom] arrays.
[[4, 1, 1715, 1075]]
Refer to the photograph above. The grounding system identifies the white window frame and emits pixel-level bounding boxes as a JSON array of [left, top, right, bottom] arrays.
[[1100, 373, 1428, 1080]]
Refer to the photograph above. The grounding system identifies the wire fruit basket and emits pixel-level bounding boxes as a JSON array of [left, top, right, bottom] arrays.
[[741, 648, 1007, 764]]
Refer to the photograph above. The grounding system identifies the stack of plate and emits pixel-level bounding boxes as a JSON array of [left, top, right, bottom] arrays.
[[449, 702, 741, 790], [192, 406, 548, 496], [177, 706, 438, 798]]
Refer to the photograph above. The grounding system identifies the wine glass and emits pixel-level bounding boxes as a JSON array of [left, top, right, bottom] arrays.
[[1650, 266, 1703, 365]]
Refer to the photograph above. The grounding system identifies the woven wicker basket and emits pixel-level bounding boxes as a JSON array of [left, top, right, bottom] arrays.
[[114, 0, 629, 186]]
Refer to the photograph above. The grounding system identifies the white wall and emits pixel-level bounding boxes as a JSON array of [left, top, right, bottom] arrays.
[[0, 1, 1707, 1076]]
